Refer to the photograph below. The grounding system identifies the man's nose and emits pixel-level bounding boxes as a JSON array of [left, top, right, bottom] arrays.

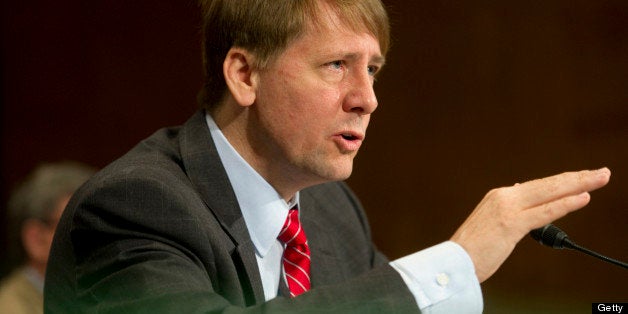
[[342, 71, 378, 115]]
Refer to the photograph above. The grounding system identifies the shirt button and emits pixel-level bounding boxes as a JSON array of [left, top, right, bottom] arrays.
[[436, 273, 449, 287]]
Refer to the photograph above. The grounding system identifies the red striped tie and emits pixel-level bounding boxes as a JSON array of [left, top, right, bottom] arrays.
[[277, 207, 311, 297]]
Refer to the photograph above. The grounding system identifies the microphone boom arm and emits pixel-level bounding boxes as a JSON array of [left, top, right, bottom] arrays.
[[530, 224, 628, 270]]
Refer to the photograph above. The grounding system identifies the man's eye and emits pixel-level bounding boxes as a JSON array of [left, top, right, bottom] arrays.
[[328, 60, 343, 70], [367, 65, 379, 76]]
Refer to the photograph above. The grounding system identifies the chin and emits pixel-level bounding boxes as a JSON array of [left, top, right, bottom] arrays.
[[297, 153, 354, 184], [315, 162, 354, 183]]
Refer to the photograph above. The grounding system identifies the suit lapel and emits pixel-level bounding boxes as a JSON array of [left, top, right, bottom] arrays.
[[277, 273, 291, 298], [178, 111, 265, 304], [300, 193, 345, 287]]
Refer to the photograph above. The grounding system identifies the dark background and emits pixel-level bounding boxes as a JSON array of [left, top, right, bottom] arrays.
[[2, 1, 626, 313]]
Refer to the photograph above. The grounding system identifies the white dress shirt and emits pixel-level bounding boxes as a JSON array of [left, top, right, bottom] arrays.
[[206, 113, 483, 312]]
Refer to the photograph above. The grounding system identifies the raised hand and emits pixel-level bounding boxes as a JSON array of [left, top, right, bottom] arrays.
[[451, 168, 611, 282]]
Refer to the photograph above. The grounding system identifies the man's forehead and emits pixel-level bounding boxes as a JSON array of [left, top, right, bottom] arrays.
[[294, 28, 384, 63], [304, 1, 386, 54]]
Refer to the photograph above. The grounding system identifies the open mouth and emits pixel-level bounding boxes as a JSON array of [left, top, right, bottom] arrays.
[[334, 131, 363, 151], [341, 133, 358, 141]]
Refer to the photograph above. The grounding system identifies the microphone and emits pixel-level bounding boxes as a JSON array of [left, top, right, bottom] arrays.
[[530, 224, 628, 270]]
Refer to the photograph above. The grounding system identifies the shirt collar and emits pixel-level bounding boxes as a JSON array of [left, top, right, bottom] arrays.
[[205, 113, 298, 257], [23, 266, 44, 294]]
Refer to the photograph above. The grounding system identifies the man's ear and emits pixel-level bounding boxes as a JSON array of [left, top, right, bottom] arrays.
[[223, 48, 258, 107], [21, 219, 48, 263]]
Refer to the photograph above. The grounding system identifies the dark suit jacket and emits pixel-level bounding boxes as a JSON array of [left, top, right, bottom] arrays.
[[44, 111, 418, 313]]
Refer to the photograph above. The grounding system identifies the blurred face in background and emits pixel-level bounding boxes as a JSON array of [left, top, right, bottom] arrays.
[[22, 194, 69, 276]]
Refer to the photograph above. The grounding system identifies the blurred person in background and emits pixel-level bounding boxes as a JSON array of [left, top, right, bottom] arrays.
[[0, 161, 95, 314]]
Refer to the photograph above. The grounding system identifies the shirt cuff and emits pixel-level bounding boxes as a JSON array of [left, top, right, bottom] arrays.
[[389, 241, 483, 314]]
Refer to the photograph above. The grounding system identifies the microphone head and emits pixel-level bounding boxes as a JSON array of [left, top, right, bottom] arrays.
[[530, 224, 569, 249]]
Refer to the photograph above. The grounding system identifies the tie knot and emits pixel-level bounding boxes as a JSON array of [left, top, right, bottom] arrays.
[[278, 208, 307, 246]]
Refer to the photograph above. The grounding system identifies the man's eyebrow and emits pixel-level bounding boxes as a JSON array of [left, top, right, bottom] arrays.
[[371, 55, 386, 66], [342, 53, 386, 65]]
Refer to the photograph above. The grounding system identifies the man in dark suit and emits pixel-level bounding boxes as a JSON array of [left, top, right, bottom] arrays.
[[44, 1, 610, 313]]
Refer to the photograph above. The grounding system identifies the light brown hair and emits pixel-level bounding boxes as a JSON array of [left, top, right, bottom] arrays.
[[198, 0, 390, 110]]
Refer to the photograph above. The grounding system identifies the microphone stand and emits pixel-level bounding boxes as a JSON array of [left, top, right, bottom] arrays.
[[530, 224, 628, 270]]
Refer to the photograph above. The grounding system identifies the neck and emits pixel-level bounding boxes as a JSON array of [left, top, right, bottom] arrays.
[[26, 259, 46, 279], [210, 103, 311, 201]]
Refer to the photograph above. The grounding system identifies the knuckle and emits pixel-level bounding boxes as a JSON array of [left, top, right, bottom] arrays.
[[487, 187, 515, 207], [542, 176, 560, 194], [566, 169, 588, 186], [486, 187, 519, 225], [484, 188, 498, 199], [576, 170, 587, 183], [540, 202, 555, 218], [487, 187, 510, 200], [541, 198, 573, 221]]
